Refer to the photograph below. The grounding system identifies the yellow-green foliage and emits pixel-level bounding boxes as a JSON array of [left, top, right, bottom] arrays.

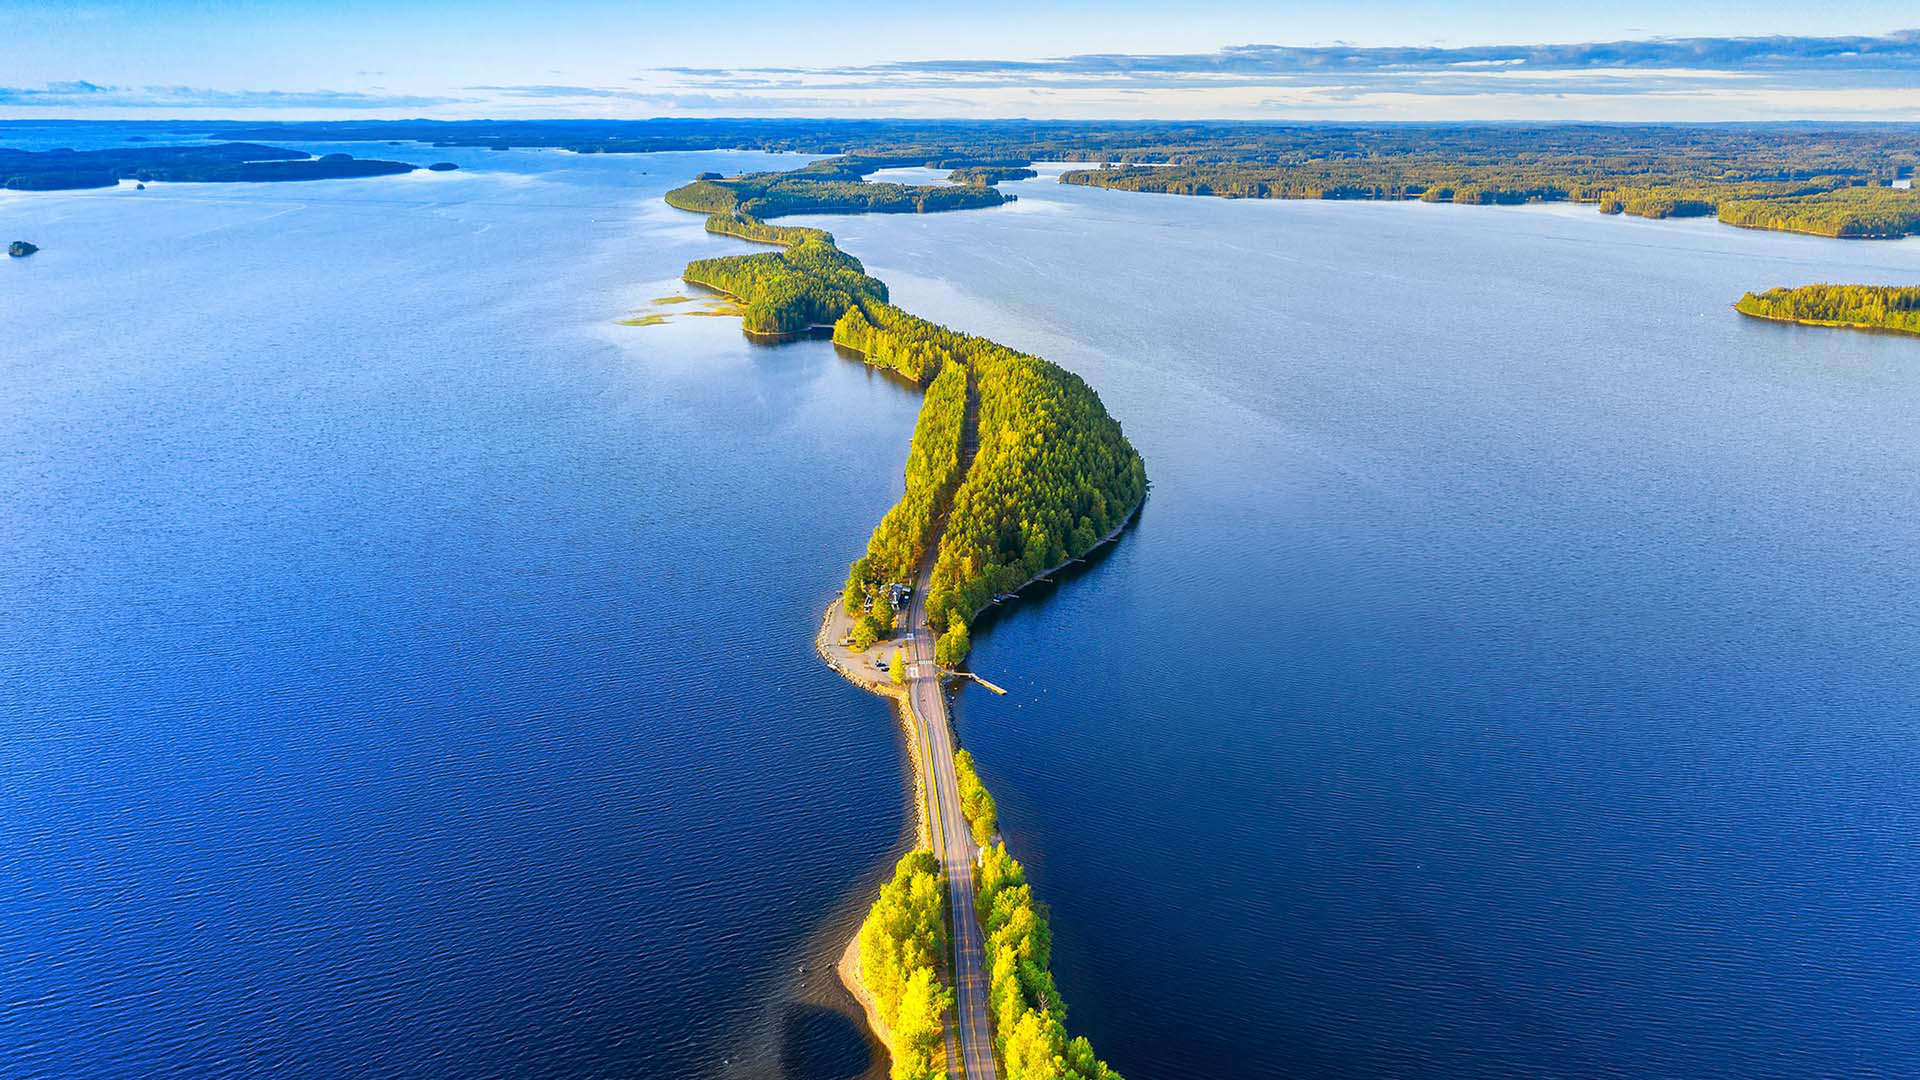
[[859, 850, 954, 1080], [1736, 284, 1920, 336], [926, 331, 1146, 638], [977, 842, 1123, 1080], [843, 360, 970, 621], [706, 211, 835, 247], [954, 750, 997, 846], [934, 617, 970, 669], [669, 168, 1144, 668], [834, 302, 1148, 654], [682, 232, 887, 336], [663, 178, 737, 214], [834, 301, 979, 385]]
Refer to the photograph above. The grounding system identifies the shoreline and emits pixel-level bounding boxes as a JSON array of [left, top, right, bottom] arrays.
[[812, 597, 934, 1074], [1734, 306, 1920, 338]]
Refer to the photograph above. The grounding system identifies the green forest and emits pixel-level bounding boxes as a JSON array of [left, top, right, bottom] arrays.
[[835, 299, 1146, 664], [954, 750, 998, 847], [671, 163, 1144, 666], [842, 360, 971, 650], [951, 758, 1120, 1080], [681, 230, 886, 337], [857, 851, 955, 1080], [1735, 284, 1920, 336], [71, 119, 1917, 240]]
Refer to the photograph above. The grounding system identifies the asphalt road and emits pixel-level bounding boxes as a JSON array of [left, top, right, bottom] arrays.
[[903, 549, 998, 1080]]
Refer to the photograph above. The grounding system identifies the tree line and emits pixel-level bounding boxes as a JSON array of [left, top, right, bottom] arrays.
[[977, 843, 1123, 1080], [842, 360, 971, 650], [1736, 284, 1920, 336], [832, 299, 1146, 665], [954, 750, 998, 847], [956, 759, 1122, 1079], [858, 850, 955, 1080], [1059, 131, 1920, 238], [681, 231, 887, 337]]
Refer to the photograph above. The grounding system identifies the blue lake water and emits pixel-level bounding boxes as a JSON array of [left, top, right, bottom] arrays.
[[6, 130, 1920, 1079]]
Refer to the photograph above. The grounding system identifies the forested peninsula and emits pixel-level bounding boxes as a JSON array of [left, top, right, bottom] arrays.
[[666, 164, 1146, 660], [0, 143, 418, 191], [665, 157, 1137, 1080], [1736, 285, 1920, 336]]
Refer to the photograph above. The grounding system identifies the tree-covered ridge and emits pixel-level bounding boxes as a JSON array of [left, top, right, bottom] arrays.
[[829, 299, 1146, 663], [924, 332, 1147, 650], [843, 361, 971, 651], [1735, 285, 1920, 336], [704, 210, 835, 247], [858, 851, 955, 1080], [978, 842, 1123, 1080], [681, 232, 887, 337], [834, 300, 985, 385]]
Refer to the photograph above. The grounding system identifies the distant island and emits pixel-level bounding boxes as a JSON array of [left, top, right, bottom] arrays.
[[9, 240, 38, 257], [1736, 285, 1920, 336], [0, 143, 419, 191]]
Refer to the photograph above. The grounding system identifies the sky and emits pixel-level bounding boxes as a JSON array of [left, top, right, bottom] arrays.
[[2, 0, 1919, 121]]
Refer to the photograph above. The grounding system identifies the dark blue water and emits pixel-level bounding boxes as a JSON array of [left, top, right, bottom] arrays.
[[802, 171, 1920, 1079], [1, 135, 911, 1079], [10, 134, 1920, 1080]]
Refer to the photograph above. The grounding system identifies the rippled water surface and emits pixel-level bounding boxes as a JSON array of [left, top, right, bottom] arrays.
[[798, 168, 1920, 1080], [2, 134, 909, 1079], [7, 132, 1920, 1080]]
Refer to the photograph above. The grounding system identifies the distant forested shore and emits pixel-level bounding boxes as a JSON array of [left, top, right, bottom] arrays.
[[1736, 285, 1920, 336], [0, 143, 419, 191], [20, 118, 1916, 238]]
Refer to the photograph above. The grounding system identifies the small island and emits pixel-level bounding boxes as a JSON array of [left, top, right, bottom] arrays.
[[1736, 284, 1920, 337], [427, 162, 460, 172], [9, 241, 38, 258], [947, 165, 1037, 186]]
